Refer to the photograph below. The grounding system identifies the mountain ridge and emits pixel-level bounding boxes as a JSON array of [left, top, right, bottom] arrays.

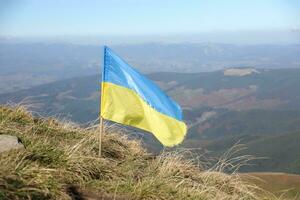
[[1, 42, 300, 93]]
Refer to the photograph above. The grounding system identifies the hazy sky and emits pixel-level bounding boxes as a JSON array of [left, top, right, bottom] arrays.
[[0, 0, 299, 44]]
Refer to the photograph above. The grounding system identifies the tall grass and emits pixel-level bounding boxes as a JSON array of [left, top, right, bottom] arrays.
[[0, 105, 281, 199]]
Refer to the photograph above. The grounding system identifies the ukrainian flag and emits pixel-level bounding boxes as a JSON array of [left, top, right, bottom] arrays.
[[101, 46, 187, 147]]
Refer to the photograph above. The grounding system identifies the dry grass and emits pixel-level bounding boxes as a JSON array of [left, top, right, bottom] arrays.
[[0, 105, 282, 199]]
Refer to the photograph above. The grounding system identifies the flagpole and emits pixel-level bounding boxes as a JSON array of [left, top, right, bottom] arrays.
[[99, 45, 106, 157], [99, 116, 103, 157]]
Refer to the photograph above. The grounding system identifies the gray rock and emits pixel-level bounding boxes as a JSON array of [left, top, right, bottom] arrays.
[[0, 134, 24, 153]]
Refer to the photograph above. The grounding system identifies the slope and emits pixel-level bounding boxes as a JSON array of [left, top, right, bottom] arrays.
[[0, 105, 281, 199]]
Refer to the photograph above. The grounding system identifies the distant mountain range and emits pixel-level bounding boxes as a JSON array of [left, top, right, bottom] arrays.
[[1, 42, 300, 93], [1, 68, 300, 173]]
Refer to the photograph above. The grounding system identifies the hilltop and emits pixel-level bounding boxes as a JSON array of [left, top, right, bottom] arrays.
[[0, 105, 282, 200]]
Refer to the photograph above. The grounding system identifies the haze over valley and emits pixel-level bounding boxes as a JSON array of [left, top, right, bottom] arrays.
[[1, 42, 300, 93]]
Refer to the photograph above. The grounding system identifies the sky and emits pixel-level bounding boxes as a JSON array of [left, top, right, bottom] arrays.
[[0, 0, 300, 43]]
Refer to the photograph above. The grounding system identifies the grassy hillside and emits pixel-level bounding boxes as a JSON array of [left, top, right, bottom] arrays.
[[0, 105, 283, 200]]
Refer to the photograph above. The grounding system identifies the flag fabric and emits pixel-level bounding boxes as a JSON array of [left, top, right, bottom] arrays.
[[101, 46, 187, 147]]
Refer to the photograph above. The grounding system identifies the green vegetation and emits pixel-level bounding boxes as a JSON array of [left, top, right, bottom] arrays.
[[195, 110, 300, 138], [184, 109, 300, 173], [0, 105, 282, 199], [241, 132, 300, 173]]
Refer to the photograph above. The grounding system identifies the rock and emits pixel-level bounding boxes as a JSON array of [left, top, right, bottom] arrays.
[[0, 134, 24, 153]]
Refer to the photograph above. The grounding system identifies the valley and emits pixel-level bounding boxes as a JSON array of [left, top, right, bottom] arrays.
[[1, 68, 300, 174]]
